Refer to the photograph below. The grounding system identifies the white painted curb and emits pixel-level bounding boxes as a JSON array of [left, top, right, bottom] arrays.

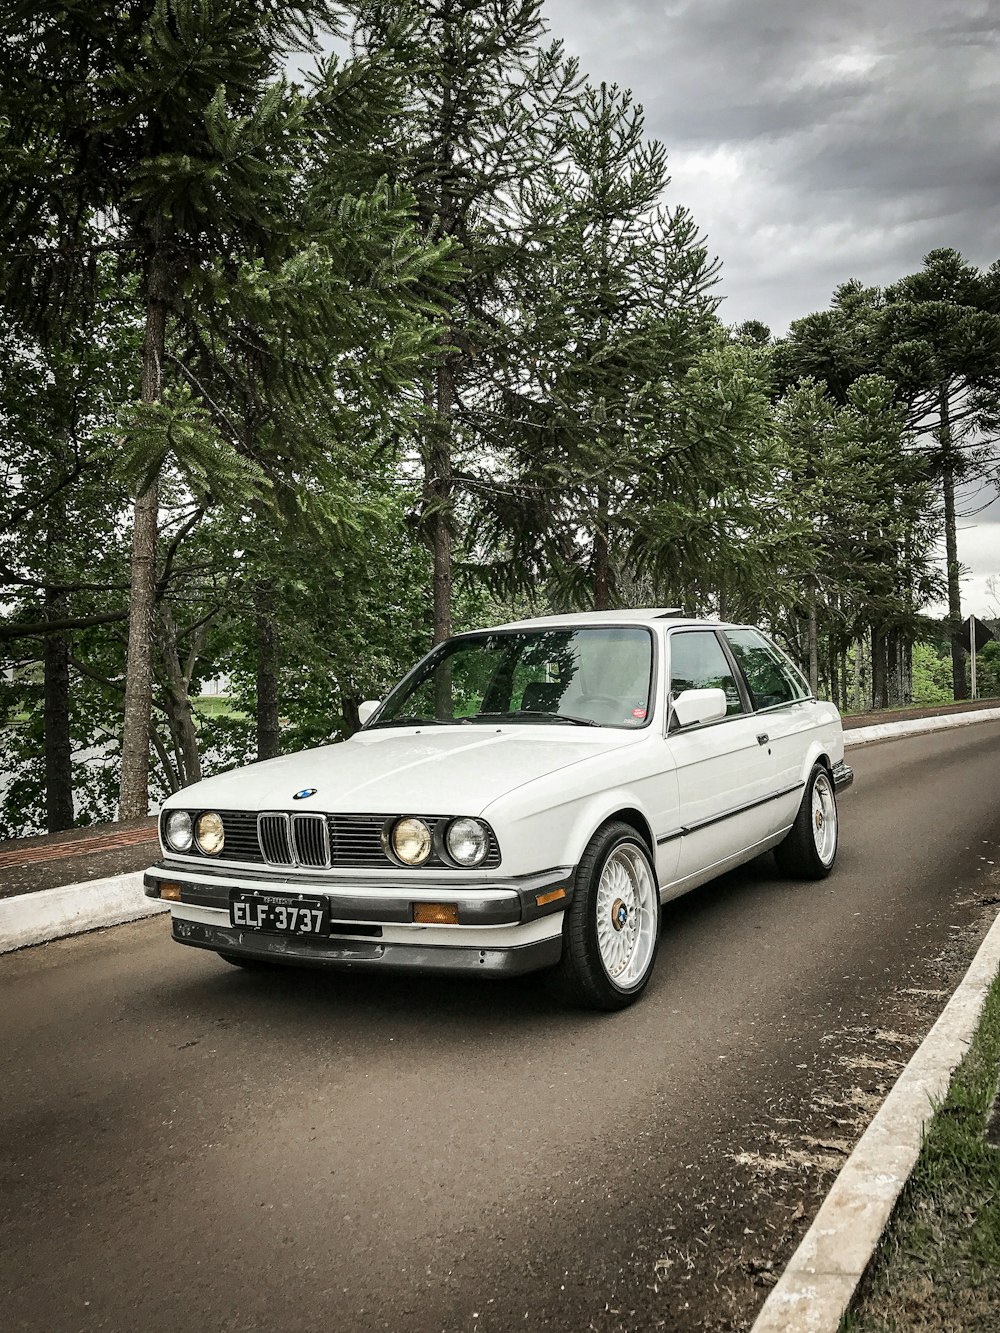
[[0, 872, 168, 955], [751, 908, 1000, 1333], [845, 705, 1000, 747]]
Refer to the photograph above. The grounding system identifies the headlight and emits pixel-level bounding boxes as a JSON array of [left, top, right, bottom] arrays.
[[195, 811, 225, 856], [391, 817, 432, 866], [165, 810, 193, 853], [446, 817, 489, 867]]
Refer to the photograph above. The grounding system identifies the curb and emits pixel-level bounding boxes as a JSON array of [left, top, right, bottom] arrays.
[[0, 872, 168, 955], [844, 705, 1000, 747], [750, 907, 1000, 1333]]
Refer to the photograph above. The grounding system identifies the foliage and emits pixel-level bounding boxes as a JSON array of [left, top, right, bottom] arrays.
[[0, 5, 997, 836]]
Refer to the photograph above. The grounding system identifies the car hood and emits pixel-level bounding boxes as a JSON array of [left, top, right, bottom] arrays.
[[164, 726, 639, 817]]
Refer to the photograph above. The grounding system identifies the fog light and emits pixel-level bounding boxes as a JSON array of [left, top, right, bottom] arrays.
[[413, 902, 459, 925], [195, 811, 225, 856]]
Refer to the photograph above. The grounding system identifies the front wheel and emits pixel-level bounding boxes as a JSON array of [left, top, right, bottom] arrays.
[[546, 821, 661, 1011], [774, 763, 839, 879]]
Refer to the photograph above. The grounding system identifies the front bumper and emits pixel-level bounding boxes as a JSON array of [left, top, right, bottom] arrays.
[[170, 914, 562, 976], [144, 859, 573, 926], [832, 759, 854, 793], [145, 859, 573, 976]]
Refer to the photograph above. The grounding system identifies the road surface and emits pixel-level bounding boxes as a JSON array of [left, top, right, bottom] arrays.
[[2, 723, 999, 1333]]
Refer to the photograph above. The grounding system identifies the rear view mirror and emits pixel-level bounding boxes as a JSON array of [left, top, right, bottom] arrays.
[[358, 700, 380, 725], [671, 688, 727, 728]]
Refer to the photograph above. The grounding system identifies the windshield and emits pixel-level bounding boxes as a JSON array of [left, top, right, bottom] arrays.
[[370, 626, 654, 730]]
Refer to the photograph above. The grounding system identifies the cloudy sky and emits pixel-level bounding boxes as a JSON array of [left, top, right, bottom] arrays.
[[541, 0, 999, 617]]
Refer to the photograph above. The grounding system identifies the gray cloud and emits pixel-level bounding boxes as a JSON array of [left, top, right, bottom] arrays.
[[542, 0, 1000, 608], [544, 0, 1000, 331]]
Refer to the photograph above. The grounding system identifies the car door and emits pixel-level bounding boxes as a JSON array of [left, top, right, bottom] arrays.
[[722, 628, 815, 836], [665, 629, 776, 883]]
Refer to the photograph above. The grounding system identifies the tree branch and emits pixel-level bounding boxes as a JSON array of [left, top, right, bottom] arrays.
[[0, 609, 129, 641]]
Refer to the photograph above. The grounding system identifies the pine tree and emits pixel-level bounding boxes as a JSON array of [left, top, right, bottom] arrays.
[[348, 0, 580, 640], [474, 81, 741, 610]]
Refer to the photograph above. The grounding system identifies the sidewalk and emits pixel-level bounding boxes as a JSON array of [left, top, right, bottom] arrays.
[[0, 817, 158, 900]]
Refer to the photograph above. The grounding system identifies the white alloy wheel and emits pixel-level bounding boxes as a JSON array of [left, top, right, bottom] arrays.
[[594, 842, 658, 989], [811, 769, 838, 867]]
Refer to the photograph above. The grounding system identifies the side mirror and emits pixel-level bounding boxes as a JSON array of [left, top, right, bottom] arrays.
[[671, 687, 727, 728], [358, 700, 380, 726]]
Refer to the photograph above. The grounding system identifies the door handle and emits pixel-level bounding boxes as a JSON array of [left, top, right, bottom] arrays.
[[757, 732, 769, 746]]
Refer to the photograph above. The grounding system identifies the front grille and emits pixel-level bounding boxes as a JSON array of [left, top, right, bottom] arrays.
[[170, 810, 500, 869], [258, 813, 293, 866], [331, 814, 393, 866], [291, 813, 330, 867]]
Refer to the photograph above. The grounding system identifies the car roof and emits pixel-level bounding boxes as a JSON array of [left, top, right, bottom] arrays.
[[481, 608, 716, 632]]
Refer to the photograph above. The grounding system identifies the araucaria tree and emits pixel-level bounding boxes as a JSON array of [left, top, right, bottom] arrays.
[[0, 0, 345, 817], [477, 81, 751, 609], [349, 0, 580, 640]]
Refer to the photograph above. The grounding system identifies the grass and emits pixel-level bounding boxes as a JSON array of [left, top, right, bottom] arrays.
[[841, 965, 1000, 1332], [192, 697, 243, 720]]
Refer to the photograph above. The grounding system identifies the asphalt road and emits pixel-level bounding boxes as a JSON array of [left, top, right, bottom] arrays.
[[2, 723, 999, 1333]]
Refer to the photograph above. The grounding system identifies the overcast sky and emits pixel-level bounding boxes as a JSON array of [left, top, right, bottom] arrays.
[[542, 0, 1000, 618]]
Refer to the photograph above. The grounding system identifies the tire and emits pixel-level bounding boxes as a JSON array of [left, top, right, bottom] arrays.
[[546, 821, 661, 1011], [774, 762, 839, 879]]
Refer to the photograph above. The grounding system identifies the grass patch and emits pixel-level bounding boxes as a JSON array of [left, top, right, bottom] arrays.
[[193, 697, 243, 720], [842, 962, 1000, 1332]]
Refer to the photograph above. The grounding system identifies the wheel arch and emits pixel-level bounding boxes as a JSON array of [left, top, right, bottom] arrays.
[[601, 806, 656, 859], [799, 742, 834, 787]]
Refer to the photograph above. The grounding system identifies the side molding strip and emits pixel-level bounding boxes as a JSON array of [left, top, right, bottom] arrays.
[[655, 781, 805, 845]]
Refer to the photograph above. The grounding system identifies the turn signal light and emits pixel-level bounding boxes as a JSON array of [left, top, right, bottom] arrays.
[[159, 882, 183, 902], [535, 887, 566, 908], [412, 902, 459, 925]]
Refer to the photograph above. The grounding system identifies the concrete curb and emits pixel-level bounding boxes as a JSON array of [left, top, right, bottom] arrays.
[[844, 706, 1000, 747], [750, 907, 1000, 1333], [0, 872, 168, 955]]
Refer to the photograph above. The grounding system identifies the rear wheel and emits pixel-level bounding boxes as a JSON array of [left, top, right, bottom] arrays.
[[546, 821, 660, 1011], [774, 763, 839, 879]]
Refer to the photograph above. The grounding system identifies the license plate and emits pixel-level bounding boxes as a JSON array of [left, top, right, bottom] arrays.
[[229, 891, 329, 937]]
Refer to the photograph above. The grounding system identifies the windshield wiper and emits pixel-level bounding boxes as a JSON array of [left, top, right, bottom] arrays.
[[366, 715, 446, 729], [458, 710, 599, 728]]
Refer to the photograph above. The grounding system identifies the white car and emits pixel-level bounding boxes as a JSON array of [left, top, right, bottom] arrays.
[[146, 610, 852, 1010]]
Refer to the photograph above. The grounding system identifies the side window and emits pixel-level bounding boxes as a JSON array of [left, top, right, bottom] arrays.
[[668, 632, 744, 716], [725, 629, 810, 709]]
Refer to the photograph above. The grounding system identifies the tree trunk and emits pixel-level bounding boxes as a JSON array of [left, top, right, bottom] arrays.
[[829, 641, 839, 710], [939, 386, 967, 699], [886, 627, 899, 707], [341, 694, 362, 738], [43, 589, 74, 832], [425, 361, 454, 644], [871, 626, 888, 710], [806, 573, 819, 695], [594, 482, 610, 611], [255, 587, 280, 761], [118, 251, 168, 819], [159, 609, 202, 786]]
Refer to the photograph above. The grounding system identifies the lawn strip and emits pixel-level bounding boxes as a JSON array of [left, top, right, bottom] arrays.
[[841, 966, 1000, 1332]]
